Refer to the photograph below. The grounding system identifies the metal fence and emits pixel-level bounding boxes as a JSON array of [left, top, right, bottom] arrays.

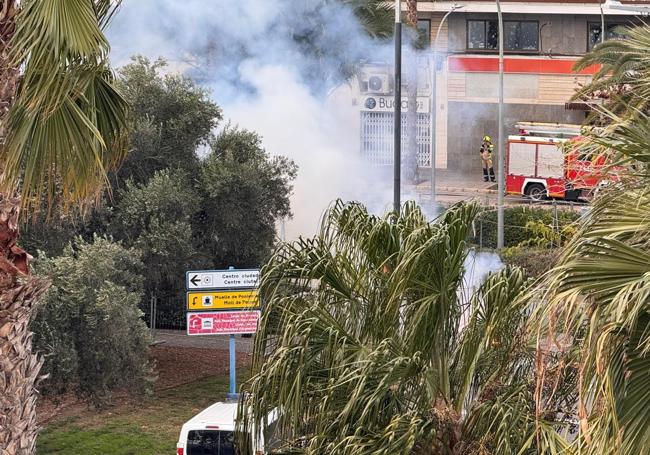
[[470, 199, 585, 251], [360, 112, 431, 167], [142, 295, 186, 334]]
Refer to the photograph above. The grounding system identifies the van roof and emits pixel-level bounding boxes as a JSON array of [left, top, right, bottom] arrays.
[[185, 402, 238, 427]]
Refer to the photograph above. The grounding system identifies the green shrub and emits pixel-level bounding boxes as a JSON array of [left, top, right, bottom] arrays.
[[518, 219, 577, 249], [469, 206, 581, 249], [32, 236, 154, 406], [501, 246, 561, 279]]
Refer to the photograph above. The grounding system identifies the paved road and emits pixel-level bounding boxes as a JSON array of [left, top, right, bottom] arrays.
[[418, 190, 587, 211], [413, 178, 588, 211], [152, 329, 255, 353]]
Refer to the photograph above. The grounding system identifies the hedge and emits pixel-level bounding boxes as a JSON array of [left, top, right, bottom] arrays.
[[469, 205, 582, 249]]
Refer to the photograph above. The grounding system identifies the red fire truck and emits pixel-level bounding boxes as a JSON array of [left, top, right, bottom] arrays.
[[506, 122, 618, 201]]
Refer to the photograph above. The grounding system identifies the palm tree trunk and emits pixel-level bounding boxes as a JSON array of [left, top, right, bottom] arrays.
[[0, 208, 49, 454], [405, 0, 419, 183], [0, 0, 18, 139], [0, 2, 50, 453]]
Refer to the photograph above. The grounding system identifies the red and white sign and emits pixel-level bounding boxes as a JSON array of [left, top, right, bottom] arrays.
[[448, 56, 599, 76], [187, 311, 260, 336]]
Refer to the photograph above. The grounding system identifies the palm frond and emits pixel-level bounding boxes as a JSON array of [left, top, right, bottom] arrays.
[[452, 267, 530, 412], [343, 0, 393, 39], [573, 25, 650, 117], [537, 184, 650, 453], [238, 201, 564, 454], [1, 0, 128, 213]]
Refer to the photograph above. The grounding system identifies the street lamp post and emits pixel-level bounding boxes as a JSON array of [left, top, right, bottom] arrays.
[[496, 0, 505, 249], [492, 0, 641, 247], [394, 0, 402, 214], [430, 4, 463, 205], [600, 2, 606, 44]]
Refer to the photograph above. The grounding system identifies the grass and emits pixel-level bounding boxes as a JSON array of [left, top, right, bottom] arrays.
[[37, 372, 248, 455]]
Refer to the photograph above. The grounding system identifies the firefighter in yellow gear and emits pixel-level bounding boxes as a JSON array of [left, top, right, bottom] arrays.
[[480, 135, 496, 182]]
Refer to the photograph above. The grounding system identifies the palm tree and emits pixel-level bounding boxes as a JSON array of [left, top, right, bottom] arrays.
[[536, 179, 650, 454], [573, 25, 650, 118], [537, 25, 650, 454], [345, 0, 394, 39], [238, 201, 574, 454], [0, 1, 128, 453]]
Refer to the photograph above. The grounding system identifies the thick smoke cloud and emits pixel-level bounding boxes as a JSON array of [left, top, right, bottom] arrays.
[[108, 0, 503, 292], [109, 1, 392, 99], [108, 0, 394, 238]]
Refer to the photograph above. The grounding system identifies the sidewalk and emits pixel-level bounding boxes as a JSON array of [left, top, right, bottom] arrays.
[[152, 329, 254, 352], [416, 169, 498, 195]]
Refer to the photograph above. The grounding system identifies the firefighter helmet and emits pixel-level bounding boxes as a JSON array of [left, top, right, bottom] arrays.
[[483, 135, 492, 143]]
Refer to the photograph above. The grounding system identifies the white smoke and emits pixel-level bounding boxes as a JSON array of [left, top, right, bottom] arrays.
[[108, 1, 505, 345], [225, 63, 395, 237], [107, 0, 399, 238], [457, 250, 505, 329], [463, 250, 504, 293]]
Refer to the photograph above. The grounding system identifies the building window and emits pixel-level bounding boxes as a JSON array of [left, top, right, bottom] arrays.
[[468, 20, 498, 50], [416, 19, 431, 48], [504, 21, 539, 51], [588, 23, 627, 51], [467, 20, 539, 52]]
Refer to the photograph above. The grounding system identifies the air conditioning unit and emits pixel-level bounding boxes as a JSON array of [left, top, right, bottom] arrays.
[[360, 73, 391, 95]]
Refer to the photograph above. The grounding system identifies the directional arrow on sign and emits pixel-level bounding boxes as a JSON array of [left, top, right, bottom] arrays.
[[187, 290, 259, 311], [186, 269, 259, 290]]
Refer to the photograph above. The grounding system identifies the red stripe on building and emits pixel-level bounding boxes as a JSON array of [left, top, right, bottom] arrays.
[[448, 56, 599, 75]]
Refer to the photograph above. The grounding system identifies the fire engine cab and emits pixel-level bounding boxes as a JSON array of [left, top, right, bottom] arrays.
[[506, 122, 615, 201]]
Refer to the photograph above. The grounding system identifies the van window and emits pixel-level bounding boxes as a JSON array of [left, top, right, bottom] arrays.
[[187, 430, 235, 455]]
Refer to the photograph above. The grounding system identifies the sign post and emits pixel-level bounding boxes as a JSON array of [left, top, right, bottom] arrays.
[[229, 334, 236, 398], [226, 266, 238, 401], [185, 266, 260, 402]]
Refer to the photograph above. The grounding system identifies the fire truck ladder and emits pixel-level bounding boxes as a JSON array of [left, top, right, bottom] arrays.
[[516, 122, 582, 139]]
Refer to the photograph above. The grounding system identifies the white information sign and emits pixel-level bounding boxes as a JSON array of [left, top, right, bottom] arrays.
[[186, 269, 260, 290]]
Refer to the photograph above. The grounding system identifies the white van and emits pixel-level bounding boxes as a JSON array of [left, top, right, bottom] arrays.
[[176, 402, 277, 455]]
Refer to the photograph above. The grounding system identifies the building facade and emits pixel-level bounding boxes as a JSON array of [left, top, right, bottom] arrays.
[[347, 1, 647, 177], [420, 0, 642, 175]]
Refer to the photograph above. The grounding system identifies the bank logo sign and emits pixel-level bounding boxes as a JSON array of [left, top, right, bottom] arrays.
[[362, 96, 430, 114]]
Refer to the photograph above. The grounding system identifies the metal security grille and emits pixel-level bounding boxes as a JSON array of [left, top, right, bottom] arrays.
[[360, 112, 431, 167]]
